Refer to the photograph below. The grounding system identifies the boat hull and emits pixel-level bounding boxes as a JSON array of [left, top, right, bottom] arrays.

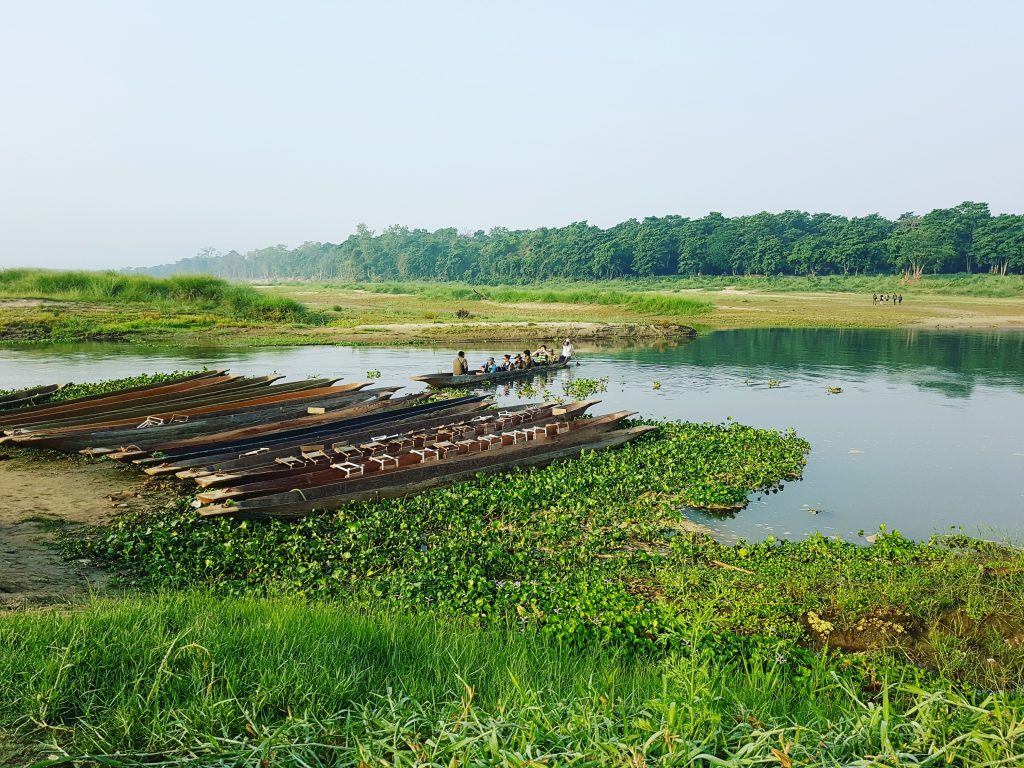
[[411, 361, 570, 389]]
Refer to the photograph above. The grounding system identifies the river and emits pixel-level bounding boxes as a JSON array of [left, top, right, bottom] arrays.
[[2, 329, 1022, 544]]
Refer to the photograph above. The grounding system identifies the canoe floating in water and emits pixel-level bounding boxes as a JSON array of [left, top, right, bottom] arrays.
[[411, 360, 571, 389]]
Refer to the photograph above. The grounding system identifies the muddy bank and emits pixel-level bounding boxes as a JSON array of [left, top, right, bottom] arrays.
[[0, 452, 167, 609]]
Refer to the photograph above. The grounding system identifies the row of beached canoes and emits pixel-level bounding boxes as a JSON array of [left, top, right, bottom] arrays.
[[1, 370, 651, 519]]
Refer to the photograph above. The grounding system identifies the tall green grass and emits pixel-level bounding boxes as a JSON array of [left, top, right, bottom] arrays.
[[646, 273, 1024, 297], [0, 269, 318, 323], [340, 281, 713, 316], [2, 594, 1021, 765], [337, 274, 1024, 299]]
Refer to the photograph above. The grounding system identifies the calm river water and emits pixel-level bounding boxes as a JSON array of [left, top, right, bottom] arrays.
[[2, 329, 1022, 544]]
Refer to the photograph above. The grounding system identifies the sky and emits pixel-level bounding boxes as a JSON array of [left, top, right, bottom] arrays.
[[1, 0, 1022, 270]]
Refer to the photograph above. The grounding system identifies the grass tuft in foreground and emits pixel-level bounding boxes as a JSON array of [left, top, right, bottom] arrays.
[[2, 594, 1022, 766]]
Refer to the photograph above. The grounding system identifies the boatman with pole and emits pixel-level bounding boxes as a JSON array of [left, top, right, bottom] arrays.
[[560, 337, 575, 363]]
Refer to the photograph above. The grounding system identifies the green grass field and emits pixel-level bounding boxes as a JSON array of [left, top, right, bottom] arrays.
[[3, 594, 1022, 766], [2, 270, 1023, 344]]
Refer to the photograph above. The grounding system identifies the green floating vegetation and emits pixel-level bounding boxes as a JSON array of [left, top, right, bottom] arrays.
[[0, 269, 321, 324], [48, 370, 207, 402], [562, 375, 609, 399], [72, 417, 1024, 691], [78, 421, 806, 648]]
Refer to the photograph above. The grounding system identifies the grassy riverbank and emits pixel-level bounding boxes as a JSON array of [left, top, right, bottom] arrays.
[[4, 593, 1022, 766], [2, 391, 1023, 762], [270, 275, 1024, 340], [3, 271, 1022, 346], [0, 270, 323, 343]]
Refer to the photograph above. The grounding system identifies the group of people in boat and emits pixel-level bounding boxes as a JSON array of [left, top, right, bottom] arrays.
[[453, 338, 575, 375], [872, 293, 903, 304]]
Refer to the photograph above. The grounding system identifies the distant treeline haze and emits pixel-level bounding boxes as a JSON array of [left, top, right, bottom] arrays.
[[140, 202, 1024, 282]]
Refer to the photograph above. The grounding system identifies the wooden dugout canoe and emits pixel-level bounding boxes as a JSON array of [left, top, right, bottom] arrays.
[[411, 360, 570, 389], [190, 400, 596, 491], [131, 395, 488, 473], [171, 398, 503, 478], [201, 421, 653, 520], [113, 394, 412, 469], [22, 382, 371, 443], [0, 374, 258, 431], [0, 370, 227, 425], [4, 375, 305, 433], [0, 383, 66, 411], [0, 370, 224, 423], [197, 409, 630, 504], [19, 386, 393, 453], [185, 400, 593, 479]]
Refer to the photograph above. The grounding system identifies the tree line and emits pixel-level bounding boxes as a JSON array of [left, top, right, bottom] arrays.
[[139, 202, 1024, 282]]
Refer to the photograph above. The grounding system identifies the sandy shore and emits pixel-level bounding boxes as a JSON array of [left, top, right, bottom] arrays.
[[0, 453, 166, 609]]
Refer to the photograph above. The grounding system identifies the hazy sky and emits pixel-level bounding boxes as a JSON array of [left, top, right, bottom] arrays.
[[2, 0, 1022, 270]]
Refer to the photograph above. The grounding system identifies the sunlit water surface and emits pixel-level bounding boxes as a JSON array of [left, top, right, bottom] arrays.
[[2, 329, 1022, 544]]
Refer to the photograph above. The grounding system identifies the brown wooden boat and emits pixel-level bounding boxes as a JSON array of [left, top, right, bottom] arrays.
[[0, 370, 222, 421], [197, 410, 630, 504], [201, 421, 653, 520], [1, 375, 258, 431], [0, 371, 228, 425], [3, 375, 300, 433], [190, 401, 595, 491], [171, 399, 505, 478], [411, 360, 571, 389], [18, 379, 351, 436], [15, 386, 392, 453], [130, 395, 490, 473], [0, 383, 66, 411]]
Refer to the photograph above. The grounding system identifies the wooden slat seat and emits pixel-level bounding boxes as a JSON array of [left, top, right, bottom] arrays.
[[370, 453, 398, 470], [331, 461, 364, 477]]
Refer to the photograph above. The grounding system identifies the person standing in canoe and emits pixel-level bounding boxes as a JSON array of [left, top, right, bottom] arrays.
[[560, 337, 575, 363], [453, 351, 469, 375]]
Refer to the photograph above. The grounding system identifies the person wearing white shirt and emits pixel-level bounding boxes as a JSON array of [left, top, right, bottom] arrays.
[[560, 338, 574, 362]]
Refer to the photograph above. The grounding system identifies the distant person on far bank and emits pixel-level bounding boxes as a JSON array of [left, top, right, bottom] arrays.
[[453, 351, 469, 375], [560, 337, 575, 363]]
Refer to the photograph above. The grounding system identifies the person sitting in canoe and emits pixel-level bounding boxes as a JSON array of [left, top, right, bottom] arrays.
[[453, 351, 469, 375], [513, 353, 525, 369], [500, 354, 513, 370], [533, 344, 550, 364], [522, 349, 534, 368], [479, 357, 498, 373]]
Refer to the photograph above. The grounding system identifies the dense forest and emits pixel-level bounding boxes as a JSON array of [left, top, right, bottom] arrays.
[[140, 202, 1024, 282]]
